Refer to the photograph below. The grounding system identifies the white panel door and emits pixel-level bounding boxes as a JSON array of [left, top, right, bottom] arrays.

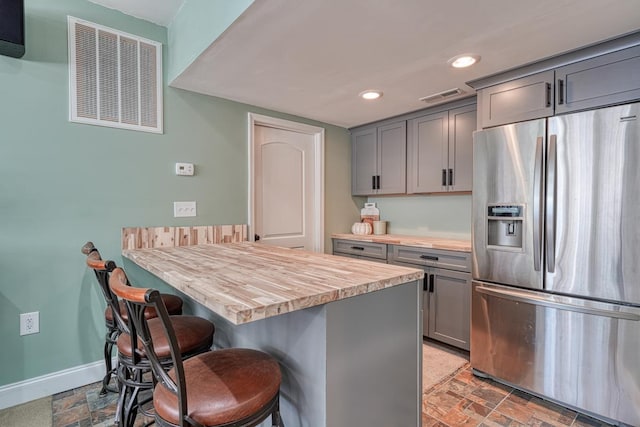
[[254, 125, 317, 250]]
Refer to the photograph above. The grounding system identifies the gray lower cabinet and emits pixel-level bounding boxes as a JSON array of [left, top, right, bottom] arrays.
[[351, 120, 406, 196], [426, 268, 470, 350], [388, 245, 471, 350], [332, 239, 387, 263], [407, 104, 476, 193]]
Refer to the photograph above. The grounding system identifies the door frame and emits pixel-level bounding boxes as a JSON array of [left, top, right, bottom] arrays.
[[248, 113, 325, 252]]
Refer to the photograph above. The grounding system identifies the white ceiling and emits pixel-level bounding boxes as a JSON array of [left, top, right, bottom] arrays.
[[93, 0, 640, 128]]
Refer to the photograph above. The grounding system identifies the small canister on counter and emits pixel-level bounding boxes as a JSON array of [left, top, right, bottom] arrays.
[[373, 220, 387, 235], [360, 202, 379, 229]]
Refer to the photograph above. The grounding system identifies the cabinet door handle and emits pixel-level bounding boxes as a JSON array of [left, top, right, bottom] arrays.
[[545, 82, 552, 107], [420, 254, 439, 261], [557, 79, 565, 105], [423, 276, 429, 291], [448, 168, 453, 186], [350, 246, 365, 251], [372, 175, 376, 190], [376, 175, 381, 190], [441, 169, 447, 186], [429, 274, 435, 293]]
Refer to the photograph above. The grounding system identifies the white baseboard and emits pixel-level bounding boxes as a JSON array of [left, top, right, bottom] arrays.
[[0, 357, 116, 410]]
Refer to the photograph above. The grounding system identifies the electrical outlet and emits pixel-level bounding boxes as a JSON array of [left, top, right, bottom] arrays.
[[20, 312, 40, 336]]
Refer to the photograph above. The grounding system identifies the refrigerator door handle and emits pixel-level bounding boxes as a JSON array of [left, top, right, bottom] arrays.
[[475, 286, 640, 321], [546, 134, 557, 273], [533, 136, 543, 271]]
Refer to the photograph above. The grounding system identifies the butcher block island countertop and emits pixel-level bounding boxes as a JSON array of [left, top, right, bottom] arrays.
[[332, 233, 471, 252], [122, 242, 423, 325], [123, 241, 424, 426]]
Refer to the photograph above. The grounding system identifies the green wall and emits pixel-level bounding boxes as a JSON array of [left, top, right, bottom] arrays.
[[0, 0, 357, 387], [368, 195, 472, 239], [167, 0, 255, 83]]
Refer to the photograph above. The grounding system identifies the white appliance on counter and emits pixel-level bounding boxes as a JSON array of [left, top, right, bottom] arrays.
[[472, 102, 640, 426]]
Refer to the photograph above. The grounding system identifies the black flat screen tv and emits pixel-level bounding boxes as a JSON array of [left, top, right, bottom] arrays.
[[0, 0, 25, 58]]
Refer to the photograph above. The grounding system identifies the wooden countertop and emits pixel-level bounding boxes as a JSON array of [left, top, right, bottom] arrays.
[[331, 233, 471, 252], [122, 242, 423, 325]]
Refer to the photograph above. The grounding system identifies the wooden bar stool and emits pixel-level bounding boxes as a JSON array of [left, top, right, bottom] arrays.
[[107, 266, 215, 427], [82, 242, 184, 395], [109, 267, 285, 427]]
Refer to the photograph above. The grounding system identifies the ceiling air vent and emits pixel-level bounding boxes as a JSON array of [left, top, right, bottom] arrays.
[[67, 16, 163, 134], [419, 88, 464, 103]]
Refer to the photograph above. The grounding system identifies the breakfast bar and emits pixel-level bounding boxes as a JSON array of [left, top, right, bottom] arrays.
[[122, 242, 424, 427]]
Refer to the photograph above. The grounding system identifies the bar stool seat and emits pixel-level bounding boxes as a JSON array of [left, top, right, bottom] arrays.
[[153, 348, 281, 426], [116, 315, 215, 359]]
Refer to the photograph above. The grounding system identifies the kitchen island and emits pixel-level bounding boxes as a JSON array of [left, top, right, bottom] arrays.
[[122, 242, 424, 427]]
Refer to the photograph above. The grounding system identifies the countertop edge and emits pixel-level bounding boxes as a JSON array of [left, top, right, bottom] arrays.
[[331, 233, 472, 253]]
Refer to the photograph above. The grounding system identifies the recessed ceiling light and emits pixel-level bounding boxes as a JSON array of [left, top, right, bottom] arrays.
[[448, 54, 481, 68], [359, 90, 383, 100]]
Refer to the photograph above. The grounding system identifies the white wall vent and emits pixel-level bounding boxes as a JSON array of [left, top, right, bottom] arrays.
[[419, 88, 464, 103], [67, 16, 163, 134]]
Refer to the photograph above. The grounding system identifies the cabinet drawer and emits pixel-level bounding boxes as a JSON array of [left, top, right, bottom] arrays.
[[332, 239, 387, 261], [388, 245, 470, 272]]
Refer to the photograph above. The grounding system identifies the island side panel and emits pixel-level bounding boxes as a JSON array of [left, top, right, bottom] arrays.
[[190, 301, 328, 427], [326, 280, 422, 427]]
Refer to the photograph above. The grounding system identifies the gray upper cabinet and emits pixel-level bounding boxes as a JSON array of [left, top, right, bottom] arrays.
[[407, 111, 447, 193], [475, 42, 640, 129], [555, 45, 640, 115], [352, 127, 378, 195], [352, 120, 406, 196], [407, 104, 476, 193], [448, 105, 476, 192], [479, 71, 554, 128]]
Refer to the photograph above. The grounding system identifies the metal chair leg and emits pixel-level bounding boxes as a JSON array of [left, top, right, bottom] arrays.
[[272, 399, 284, 427], [100, 336, 113, 395], [101, 327, 119, 395], [114, 364, 128, 426], [118, 362, 156, 427]]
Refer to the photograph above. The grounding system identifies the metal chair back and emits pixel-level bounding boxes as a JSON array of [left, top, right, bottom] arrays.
[[109, 267, 189, 426]]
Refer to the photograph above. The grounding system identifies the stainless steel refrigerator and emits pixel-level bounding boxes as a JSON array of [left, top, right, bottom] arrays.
[[472, 102, 640, 426]]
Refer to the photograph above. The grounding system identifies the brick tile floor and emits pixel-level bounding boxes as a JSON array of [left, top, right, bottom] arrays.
[[51, 366, 615, 427], [422, 364, 615, 427]]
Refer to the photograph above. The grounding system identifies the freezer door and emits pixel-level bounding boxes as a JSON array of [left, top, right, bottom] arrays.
[[472, 120, 545, 289], [471, 281, 640, 426], [547, 102, 640, 304]]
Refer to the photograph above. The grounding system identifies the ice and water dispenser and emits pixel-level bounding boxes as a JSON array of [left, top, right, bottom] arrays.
[[487, 205, 524, 250]]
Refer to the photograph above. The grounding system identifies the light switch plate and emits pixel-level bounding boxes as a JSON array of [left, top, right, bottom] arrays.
[[174, 201, 196, 217], [175, 162, 194, 176]]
